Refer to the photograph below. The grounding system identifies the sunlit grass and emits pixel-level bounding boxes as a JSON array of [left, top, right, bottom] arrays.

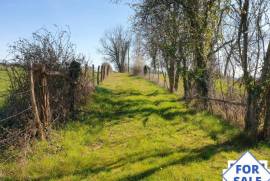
[[0, 73, 269, 181], [0, 69, 10, 107], [214, 78, 245, 96]]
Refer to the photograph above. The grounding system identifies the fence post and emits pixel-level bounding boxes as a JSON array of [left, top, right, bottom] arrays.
[[103, 65, 106, 80], [105, 65, 108, 78], [101, 65, 103, 82], [157, 67, 160, 83], [100, 65, 103, 82], [106, 66, 110, 76], [103, 65, 105, 82], [104, 65, 107, 79], [41, 64, 51, 130], [164, 72, 166, 88], [101, 65, 104, 82], [30, 63, 45, 140], [92, 64, 95, 86], [68, 61, 81, 119], [128, 47, 130, 73], [97, 65, 100, 85], [84, 64, 88, 75]]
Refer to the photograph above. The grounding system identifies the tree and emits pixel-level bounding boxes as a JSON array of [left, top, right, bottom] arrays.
[[133, 0, 270, 140], [100, 26, 131, 72], [134, 0, 222, 97], [134, 1, 183, 92], [221, 0, 270, 139]]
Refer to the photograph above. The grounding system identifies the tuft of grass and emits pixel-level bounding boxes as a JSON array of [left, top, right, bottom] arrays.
[[0, 73, 269, 181]]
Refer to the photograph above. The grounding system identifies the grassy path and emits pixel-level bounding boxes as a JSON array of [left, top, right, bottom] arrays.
[[1, 73, 270, 181]]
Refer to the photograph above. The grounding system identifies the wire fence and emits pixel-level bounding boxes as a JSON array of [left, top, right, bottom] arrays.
[[0, 63, 112, 170], [143, 69, 246, 128]]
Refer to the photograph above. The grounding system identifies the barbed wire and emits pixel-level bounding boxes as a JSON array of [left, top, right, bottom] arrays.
[[0, 128, 27, 145], [0, 154, 20, 167], [0, 107, 32, 124], [0, 90, 31, 98], [0, 83, 52, 98]]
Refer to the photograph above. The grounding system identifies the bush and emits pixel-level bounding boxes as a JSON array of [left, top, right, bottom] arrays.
[[0, 27, 94, 148]]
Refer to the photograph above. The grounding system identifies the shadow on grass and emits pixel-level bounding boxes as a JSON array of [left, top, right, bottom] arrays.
[[78, 86, 197, 133], [117, 133, 256, 181], [55, 85, 251, 180], [79, 85, 238, 142], [39, 133, 257, 181], [26, 81, 261, 181]]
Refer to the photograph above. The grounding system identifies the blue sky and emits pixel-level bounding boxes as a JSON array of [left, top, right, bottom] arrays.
[[0, 0, 133, 65]]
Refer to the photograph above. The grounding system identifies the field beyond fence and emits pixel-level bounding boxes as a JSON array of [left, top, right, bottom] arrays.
[[142, 70, 246, 128]]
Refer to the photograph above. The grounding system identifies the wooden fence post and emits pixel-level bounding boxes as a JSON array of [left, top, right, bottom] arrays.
[[100, 66, 102, 82], [102, 65, 105, 82], [106, 66, 110, 76], [157, 67, 160, 83], [103, 65, 106, 80], [92, 64, 95, 86], [103, 66, 105, 80], [164, 72, 166, 88], [84, 64, 88, 75], [128, 47, 130, 73], [101, 65, 104, 82], [97, 66, 100, 85], [68, 61, 81, 119], [30, 63, 45, 140], [41, 64, 51, 130], [104, 65, 106, 79], [105, 65, 108, 79]]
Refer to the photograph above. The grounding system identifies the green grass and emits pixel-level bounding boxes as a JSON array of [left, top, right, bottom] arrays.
[[0, 69, 10, 107], [148, 73, 244, 98], [1, 73, 270, 181], [214, 79, 245, 96]]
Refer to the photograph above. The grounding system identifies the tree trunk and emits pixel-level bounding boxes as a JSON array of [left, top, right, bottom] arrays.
[[239, 0, 258, 136], [168, 58, 176, 93], [195, 48, 209, 102], [174, 61, 181, 91], [244, 89, 259, 137], [189, 5, 209, 104], [263, 91, 270, 139], [261, 41, 270, 139], [182, 59, 189, 100]]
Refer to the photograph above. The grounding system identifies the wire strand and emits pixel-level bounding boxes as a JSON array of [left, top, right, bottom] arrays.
[[0, 107, 32, 123]]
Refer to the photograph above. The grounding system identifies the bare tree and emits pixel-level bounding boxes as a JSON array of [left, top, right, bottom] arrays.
[[99, 26, 131, 72]]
